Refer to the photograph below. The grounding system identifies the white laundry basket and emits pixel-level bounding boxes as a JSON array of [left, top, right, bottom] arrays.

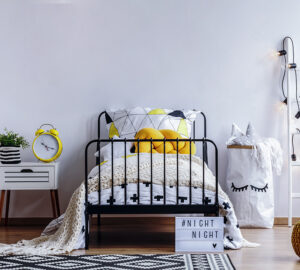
[[225, 145, 274, 228]]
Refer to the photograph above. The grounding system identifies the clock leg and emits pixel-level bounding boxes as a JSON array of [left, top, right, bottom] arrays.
[[0, 190, 5, 225], [54, 190, 60, 217], [50, 190, 57, 218], [5, 190, 10, 226]]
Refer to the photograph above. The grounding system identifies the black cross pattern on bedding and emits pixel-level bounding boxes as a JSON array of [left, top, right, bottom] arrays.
[[121, 183, 128, 188], [226, 236, 234, 243], [177, 196, 187, 203], [231, 182, 268, 192], [107, 196, 116, 204], [130, 194, 139, 202], [154, 195, 164, 201]]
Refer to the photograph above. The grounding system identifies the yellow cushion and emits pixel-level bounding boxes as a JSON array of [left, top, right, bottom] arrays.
[[134, 128, 196, 155]]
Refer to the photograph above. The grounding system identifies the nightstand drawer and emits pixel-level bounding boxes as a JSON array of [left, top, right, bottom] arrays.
[[0, 165, 56, 190], [4, 168, 50, 182]]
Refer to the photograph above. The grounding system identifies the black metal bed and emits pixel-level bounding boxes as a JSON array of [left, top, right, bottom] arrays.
[[84, 110, 219, 249]]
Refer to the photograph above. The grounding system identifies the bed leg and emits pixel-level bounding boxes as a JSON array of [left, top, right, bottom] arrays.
[[97, 214, 101, 226], [85, 210, 89, 250]]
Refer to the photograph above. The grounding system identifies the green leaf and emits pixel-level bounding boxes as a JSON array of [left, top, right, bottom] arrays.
[[0, 129, 29, 149]]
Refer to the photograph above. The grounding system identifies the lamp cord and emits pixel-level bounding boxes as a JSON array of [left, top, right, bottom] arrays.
[[295, 68, 300, 111], [282, 53, 287, 98], [281, 36, 299, 111], [292, 128, 300, 156], [292, 133, 295, 155], [283, 36, 295, 62]]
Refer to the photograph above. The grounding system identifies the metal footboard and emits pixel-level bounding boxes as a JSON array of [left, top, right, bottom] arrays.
[[84, 111, 218, 249]]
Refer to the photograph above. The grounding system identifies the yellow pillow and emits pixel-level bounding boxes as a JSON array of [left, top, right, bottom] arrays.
[[134, 128, 196, 154]]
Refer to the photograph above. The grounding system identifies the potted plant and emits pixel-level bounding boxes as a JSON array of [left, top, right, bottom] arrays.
[[0, 129, 29, 164]]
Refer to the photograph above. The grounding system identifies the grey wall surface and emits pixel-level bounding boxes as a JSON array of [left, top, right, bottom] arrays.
[[0, 0, 298, 217]]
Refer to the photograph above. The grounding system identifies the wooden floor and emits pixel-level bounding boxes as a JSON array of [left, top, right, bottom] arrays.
[[0, 219, 300, 270]]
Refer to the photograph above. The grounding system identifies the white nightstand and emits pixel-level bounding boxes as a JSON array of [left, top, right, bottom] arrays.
[[0, 162, 60, 225]]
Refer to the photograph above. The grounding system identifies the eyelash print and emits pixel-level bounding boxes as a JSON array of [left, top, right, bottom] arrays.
[[250, 183, 268, 192], [231, 183, 248, 192]]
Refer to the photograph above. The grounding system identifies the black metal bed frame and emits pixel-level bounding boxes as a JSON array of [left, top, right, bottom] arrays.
[[84, 111, 219, 249]]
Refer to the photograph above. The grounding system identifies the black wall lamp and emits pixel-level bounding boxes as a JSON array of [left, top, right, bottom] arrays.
[[278, 50, 287, 56], [278, 36, 300, 119]]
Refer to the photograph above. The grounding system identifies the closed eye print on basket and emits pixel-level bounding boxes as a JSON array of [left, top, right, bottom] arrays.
[[231, 183, 248, 192], [231, 183, 268, 192], [250, 183, 268, 192]]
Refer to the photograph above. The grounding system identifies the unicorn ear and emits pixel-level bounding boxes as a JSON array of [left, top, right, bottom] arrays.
[[231, 123, 244, 137], [246, 122, 256, 138]]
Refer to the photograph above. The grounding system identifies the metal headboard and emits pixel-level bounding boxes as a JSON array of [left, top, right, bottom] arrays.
[[96, 110, 208, 165]]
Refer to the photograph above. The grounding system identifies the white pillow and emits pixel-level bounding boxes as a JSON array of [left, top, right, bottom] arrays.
[[105, 107, 200, 138], [95, 136, 133, 161]]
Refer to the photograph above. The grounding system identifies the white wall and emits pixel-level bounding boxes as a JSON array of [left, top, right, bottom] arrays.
[[0, 0, 299, 218]]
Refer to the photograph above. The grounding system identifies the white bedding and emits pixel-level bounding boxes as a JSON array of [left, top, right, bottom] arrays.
[[88, 183, 216, 205], [43, 154, 258, 250], [0, 152, 257, 255]]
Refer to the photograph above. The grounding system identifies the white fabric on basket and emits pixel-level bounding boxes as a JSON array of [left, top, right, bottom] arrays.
[[225, 123, 282, 228]]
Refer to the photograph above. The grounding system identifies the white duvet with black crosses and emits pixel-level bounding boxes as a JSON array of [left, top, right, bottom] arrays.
[[42, 157, 258, 250]]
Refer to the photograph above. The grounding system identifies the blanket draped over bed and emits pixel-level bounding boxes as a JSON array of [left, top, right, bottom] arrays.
[[0, 154, 258, 255]]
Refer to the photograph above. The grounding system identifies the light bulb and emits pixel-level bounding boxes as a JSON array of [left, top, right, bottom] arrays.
[[283, 97, 288, 105], [278, 50, 287, 56], [288, 63, 297, 69]]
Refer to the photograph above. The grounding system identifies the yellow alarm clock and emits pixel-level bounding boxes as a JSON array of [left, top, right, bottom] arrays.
[[32, 124, 62, 162]]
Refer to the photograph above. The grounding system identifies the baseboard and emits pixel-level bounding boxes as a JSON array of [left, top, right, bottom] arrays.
[[0, 216, 175, 226], [0, 217, 53, 226], [91, 216, 174, 225], [274, 217, 300, 225], [1, 216, 298, 226]]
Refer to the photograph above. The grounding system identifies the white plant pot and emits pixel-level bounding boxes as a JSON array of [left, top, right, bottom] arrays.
[[0, 146, 21, 164]]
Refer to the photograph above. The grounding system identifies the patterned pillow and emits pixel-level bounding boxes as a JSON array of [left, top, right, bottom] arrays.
[[105, 107, 200, 138]]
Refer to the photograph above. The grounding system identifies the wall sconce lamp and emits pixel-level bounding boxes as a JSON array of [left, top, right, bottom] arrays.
[[278, 36, 299, 120], [278, 50, 287, 56], [289, 63, 297, 69]]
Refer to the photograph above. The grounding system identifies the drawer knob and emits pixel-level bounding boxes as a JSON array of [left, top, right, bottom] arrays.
[[20, 169, 33, 173]]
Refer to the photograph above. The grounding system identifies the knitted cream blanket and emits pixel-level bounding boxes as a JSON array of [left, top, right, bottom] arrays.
[[0, 154, 225, 255]]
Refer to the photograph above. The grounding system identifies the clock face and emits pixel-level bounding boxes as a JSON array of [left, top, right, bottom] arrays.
[[33, 134, 59, 160]]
